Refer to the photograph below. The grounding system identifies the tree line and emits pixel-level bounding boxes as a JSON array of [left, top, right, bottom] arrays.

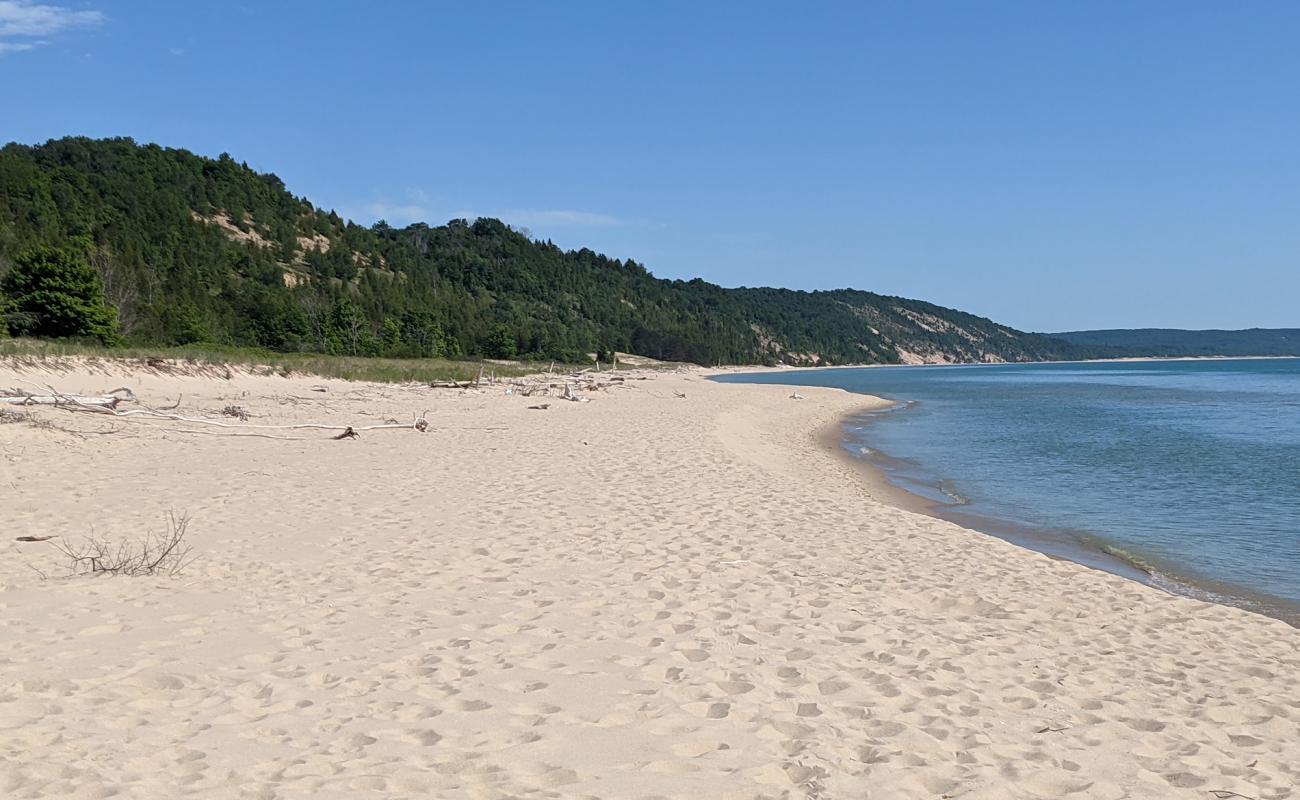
[[0, 137, 1091, 365]]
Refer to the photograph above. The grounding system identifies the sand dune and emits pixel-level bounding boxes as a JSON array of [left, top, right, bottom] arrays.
[[1, 360, 1296, 799]]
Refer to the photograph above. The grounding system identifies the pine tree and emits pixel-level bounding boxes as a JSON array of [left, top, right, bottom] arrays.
[[1, 246, 121, 344]]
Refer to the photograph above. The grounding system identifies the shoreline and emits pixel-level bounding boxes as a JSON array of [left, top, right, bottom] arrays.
[[810, 392, 1300, 628], [815, 402, 1162, 579], [714, 353, 1300, 374]]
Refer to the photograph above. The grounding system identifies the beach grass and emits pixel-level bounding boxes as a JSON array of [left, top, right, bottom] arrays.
[[0, 338, 575, 384]]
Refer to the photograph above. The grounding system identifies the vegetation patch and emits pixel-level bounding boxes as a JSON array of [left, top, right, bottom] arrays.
[[0, 137, 1097, 366]]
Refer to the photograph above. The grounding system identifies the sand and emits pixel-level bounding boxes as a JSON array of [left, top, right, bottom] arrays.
[[1, 359, 1297, 799]]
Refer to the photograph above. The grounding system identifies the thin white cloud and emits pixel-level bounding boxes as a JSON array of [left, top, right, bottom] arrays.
[[0, 0, 102, 55], [499, 209, 625, 228]]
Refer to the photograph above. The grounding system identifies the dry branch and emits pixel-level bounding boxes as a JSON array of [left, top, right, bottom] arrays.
[[51, 511, 194, 577]]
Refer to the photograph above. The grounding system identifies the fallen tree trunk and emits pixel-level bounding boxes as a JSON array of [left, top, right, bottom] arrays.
[[2, 387, 135, 410]]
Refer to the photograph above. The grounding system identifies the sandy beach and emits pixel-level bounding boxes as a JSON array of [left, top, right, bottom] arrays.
[[1, 359, 1297, 799]]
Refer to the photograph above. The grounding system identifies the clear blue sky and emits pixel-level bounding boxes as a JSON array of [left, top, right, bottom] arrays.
[[3, 1, 1298, 331]]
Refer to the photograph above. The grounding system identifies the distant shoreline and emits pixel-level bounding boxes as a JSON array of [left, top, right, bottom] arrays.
[[715, 353, 1300, 374]]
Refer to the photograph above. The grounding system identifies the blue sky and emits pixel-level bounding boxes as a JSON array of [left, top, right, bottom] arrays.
[[2, 1, 1298, 331]]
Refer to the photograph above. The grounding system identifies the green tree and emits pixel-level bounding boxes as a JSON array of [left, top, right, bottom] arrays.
[[162, 303, 207, 345], [484, 323, 518, 359], [1, 246, 121, 344], [330, 296, 372, 355], [381, 316, 403, 354], [400, 310, 445, 358]]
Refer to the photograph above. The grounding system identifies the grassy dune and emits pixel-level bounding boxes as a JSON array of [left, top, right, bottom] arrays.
[[0, 338, 568, 384]]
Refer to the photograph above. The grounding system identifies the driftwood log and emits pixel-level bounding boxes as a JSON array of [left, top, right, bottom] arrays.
[[8, 382, 430, 439], [2, 387, 135, 410]]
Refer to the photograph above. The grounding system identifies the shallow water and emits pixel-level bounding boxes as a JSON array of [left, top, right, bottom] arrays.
[[715, 359, 1300, 622]]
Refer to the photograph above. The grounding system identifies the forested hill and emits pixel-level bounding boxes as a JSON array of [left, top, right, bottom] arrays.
[[1054, 329, 1300, 358], [0, 136, 1087, 365]]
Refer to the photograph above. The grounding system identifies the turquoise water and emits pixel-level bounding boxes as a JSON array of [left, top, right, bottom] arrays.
[[714, 359, 1300, 622]]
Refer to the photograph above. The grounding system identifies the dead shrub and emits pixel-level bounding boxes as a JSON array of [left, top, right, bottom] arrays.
[[52, 511, 195, 576]]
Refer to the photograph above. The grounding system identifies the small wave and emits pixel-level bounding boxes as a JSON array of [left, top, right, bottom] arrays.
[[937, 481, 969, 506], [1098, 544, 1157, 576], [1145, 570, 1266, 614], [860, 399, 916, 418]]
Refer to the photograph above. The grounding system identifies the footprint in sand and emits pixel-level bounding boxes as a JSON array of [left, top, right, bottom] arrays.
[[456, 698, 492, 712], [716, 680, 755, 695]]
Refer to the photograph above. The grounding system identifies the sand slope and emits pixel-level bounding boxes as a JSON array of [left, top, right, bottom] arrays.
[[1, 361, 1296, 799]]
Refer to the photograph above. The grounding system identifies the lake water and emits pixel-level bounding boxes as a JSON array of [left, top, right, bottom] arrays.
[[714, 359, 1300, 623]]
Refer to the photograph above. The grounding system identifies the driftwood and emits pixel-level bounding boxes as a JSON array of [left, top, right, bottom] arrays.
[[561, 383, 590, 403], [2, 387, 135, 410], [222, 405, 251, 421], [13, 382, 430, 439], [100, 408, 431, 434], [501, 367, 640, 402]]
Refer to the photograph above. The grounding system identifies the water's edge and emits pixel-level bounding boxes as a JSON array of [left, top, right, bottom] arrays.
[[717, 372, 1300, 628], [835, 400, 1299, 627]]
